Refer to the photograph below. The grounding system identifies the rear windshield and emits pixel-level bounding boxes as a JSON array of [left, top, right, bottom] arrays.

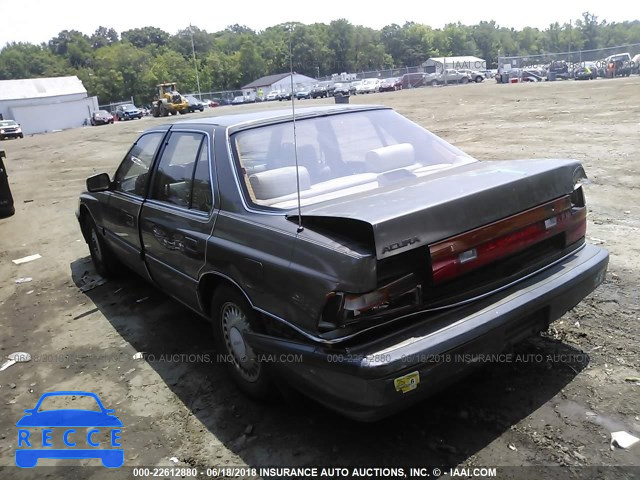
[[232, 109, 475, 210]]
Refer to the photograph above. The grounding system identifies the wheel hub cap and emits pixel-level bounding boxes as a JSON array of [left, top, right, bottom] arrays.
[[221, 302, 260, 382]]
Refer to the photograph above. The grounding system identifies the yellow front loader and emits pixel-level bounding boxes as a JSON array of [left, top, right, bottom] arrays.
[[151, 83, 190, 117]]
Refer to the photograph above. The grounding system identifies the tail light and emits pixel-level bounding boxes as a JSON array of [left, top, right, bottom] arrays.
[[319, 274, 421, 329], [430, 194, 586, 285]]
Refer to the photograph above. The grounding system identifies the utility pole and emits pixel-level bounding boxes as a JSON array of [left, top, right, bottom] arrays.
[[190, 24, 202, 100]]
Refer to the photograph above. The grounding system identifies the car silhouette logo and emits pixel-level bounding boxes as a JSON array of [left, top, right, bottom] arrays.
[[15, 391, 123, 468]]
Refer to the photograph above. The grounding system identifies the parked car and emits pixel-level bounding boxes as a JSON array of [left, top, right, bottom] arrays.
[[278, 91, 292, 101], [401, 73, 430, 89], [0, 119, 24, 140], [310, 84, 328, 99], [295, 88, 311, 100], [231, 96, 246, 105], [603, 53, 633, 77], [547, 61, 570, 80], [378, 77, 403, 92], [632, 54, 640, 74], [77, 105, 608, 421], [359, 78, 380, 94], [429, 69, 470, 86], [333, 82, 356, 96], [457, 69, 485, 83], [520, 69, 545, 82], [91, 110, 114, 126], [200, 99, 219, 108], [574, 63, 598, 80], [185, 95, 205, 112], [115, 104, 143, 121], [265, 91, 280, 101], [349, 80, 363, 94]]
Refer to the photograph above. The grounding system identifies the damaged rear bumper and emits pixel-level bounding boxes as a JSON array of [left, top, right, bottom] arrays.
[[247, 244, 609, 421]]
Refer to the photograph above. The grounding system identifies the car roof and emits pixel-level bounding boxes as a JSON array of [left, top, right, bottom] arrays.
[[170, 105, 389, 130]]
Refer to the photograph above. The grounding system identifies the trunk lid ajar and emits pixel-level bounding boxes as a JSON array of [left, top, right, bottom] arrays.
[[292, 158, 585, 260]]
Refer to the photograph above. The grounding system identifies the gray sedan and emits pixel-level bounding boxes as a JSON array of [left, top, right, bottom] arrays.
[[77, 105, 608, 420]]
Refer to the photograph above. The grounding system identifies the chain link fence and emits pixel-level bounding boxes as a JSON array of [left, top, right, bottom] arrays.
[[182, 42, 640, 100], [187, 67, 428, 102], [98, 97, 136, 114], [499, 43, 640, 75]]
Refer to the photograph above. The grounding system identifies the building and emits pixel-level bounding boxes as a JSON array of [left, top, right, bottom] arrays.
[[0, 76, 98, 135], [422, 56, 487, 74], [242, 73, 317, 98]]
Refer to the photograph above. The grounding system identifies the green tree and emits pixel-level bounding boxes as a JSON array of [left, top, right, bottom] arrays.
[[121, 27, 170, 49], [237, 38, 266, 86], [328, 19, 355, 72], [577, 12, 602, 51], [91, 26, 119, 49], [202, 50, 241, 90], [0, 42, 69, 79]]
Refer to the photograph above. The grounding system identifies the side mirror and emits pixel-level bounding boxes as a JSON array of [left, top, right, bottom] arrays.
[[87, 173, 111, 192]]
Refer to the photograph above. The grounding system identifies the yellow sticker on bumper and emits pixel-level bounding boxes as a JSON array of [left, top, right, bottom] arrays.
[[394, 371, 420, 393]]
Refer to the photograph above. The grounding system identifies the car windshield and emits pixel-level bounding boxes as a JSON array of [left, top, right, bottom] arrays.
[[97, 110, 109, 115], [0, 120, 18, 127], [232, 109, 476, 210]]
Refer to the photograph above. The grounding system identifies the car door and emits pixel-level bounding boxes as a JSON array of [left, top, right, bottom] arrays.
[[139, 129, 216, 309], [101, 131, 167, 280]]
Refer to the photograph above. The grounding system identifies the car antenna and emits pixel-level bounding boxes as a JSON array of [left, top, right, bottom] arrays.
[[288, 24, 304, 233]]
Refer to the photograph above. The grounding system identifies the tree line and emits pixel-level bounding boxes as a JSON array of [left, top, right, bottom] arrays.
[[0, 13, 638, 104]]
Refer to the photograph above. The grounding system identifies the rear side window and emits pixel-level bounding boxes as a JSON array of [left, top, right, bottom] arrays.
[[150, 131, 212, 212], [113, 133, 164, 196]]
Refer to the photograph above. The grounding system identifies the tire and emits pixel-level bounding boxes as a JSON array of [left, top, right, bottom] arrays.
[[211, 285, 272, 398], [475, 76, 483, 83], [84, 215, 119, 278], [461, 76, 469, 84], [431, 80, 438, 86]]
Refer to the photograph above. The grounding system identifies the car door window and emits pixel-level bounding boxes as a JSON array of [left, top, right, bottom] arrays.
[[151, 132, 204, 208], [113, 133, 164, 196], [190, 144, 213, 213]]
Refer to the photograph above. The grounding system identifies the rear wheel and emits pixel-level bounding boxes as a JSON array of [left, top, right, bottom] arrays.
[[84, 215, 120, 278], [211, 286, 272, 398]]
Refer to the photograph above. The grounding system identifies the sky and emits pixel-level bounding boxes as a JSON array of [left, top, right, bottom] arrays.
[[0, 0, 637, 47]]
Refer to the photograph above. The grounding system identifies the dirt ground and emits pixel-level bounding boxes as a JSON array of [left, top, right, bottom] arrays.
[[0, 77, 639, 480]]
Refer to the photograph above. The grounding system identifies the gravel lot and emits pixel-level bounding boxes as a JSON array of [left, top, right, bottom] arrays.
[[1, 77, 639, 479]]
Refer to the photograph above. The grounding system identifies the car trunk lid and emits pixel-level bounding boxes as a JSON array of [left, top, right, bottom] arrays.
[[291, 158, 583, 261]]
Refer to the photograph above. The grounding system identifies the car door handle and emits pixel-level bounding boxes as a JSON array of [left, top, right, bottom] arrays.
[[184, 236, 199, 252], [124, 213, 135, 227]]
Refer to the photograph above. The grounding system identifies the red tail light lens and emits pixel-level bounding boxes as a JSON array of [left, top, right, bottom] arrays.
[[430, 195, 586, 285]]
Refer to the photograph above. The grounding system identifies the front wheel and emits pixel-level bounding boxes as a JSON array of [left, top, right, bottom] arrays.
[[211, 286, 272, 398], [84, 216, 120, 278]]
